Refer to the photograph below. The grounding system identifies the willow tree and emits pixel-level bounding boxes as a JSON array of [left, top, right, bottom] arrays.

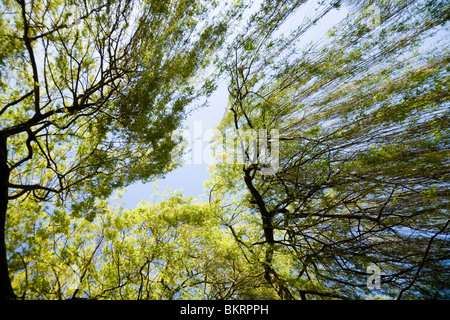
[[6, 192, 264, 300], [0, 0, 231, 299], [210, 0, 449, 299]]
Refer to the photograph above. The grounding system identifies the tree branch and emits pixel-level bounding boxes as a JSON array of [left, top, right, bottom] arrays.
[[17, 0, 41, 116], [397, 220, 450, 300]]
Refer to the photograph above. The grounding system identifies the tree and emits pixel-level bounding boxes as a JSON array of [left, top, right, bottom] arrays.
[[6, 191, 271, 300], [0, 0, 230, 299], [209, 0, 449, 299], [3, 0, 449, 301]]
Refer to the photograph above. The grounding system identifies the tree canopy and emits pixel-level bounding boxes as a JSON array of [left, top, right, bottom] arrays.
[[0, 0, 230, 299], [8, 192, 267, 299], [209, 0, 449, 299], [2, 0, 449, 300]]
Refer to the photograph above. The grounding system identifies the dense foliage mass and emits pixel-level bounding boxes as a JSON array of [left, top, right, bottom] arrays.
[[1, 0, 449, 299]]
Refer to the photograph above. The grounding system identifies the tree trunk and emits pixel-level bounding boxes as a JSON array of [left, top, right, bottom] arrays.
[[0, 136, 16, 300], [263, 260, 295, 300], [243, 168, 294, 300]]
